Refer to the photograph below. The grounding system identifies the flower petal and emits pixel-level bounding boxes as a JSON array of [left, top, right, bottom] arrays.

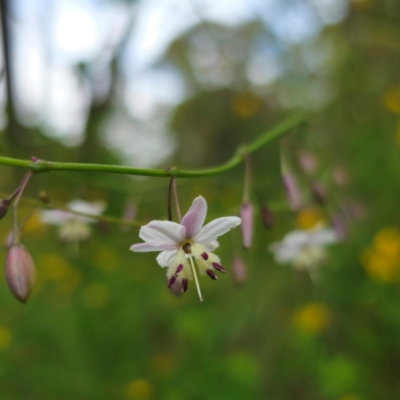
[[309, 228, 338, 245], [130, 243, 177, 252], [139, 220, 186, 246], [156, 249, 178, 267], [181, 196, 208, 238], [194, 216, 241, 244], [39, 210, 72, 225], [269, 241, 300, 263]]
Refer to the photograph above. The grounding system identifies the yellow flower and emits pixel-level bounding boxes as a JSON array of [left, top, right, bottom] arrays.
[[125, 379, 153, 400], [0, 326, 12, 350], [384, 85, 400, 113], [296, 208, 325, 230], [373, 227, 400, 259], [231, 93, 260, 118], [360, 248, 400, 283], [293, 303, 331, 334], [395, 121, 400, 147]]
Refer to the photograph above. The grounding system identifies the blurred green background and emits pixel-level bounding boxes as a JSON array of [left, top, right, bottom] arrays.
[[0, 0, 400, 399]]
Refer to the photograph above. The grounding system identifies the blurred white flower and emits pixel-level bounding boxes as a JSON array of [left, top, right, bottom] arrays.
[[40, 200, 106, 242], [269, 228, 338, 271]]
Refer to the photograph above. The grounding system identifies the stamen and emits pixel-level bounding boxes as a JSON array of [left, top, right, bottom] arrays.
[[188, 256, 204, 302], [183, 243, 192, 254], [206, 269, 218, 280], [201, 252, 208, 260], [182, 278, 188, 292], [212, 262, 226, 273], [175, 264, 183, 276], [168, 276, 176, 288]]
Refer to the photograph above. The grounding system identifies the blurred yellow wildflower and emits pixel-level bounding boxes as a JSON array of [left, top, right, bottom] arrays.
[[0, 326, 12, 350], [82, 282, 109, 309], [293, 303, 331, 334], [384, 85, 400, 113], [150, 353, 176, 378], [360, 227, 400, 283], [231, 92, 260, 118], [93, 246, 121, 272], [125, 378, 153, 400], [296, 207, 325, 230], [37, 253, 82, 294], [339, 395, 360, 400]]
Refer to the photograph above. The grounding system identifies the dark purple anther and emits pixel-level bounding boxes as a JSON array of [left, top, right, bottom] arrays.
[[182, 279, 188, 292], [206, 269, 218, 280], [175, 264, 183, 276], [212, 262, 226, 273], [168, 276, 176, 288], [201, 252, 208, 260]]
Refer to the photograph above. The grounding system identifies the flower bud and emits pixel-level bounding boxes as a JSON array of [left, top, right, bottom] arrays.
[[298, 151, 318, 175], [282, 173, 302, 211], [0, 199, 10, 220], [39, 191, 50, 204], [240, 202, 253, 249], [232, 256, 247, 285], [260, 204, 274, 229], [5, 244, 36, 303]]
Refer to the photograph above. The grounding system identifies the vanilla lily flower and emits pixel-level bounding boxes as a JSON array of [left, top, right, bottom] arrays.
[[40, 200, 106, 242], [269, 228, 338, 272], [130, 196, 241, 301]]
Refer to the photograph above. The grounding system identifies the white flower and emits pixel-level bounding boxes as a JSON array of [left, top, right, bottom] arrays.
[[130, 196, 241, 301], [269, 228, 338, 271], [40, 200, 106, 242]]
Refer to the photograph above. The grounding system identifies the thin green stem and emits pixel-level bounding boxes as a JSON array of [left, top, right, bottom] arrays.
[[0, 113, 305, 178]]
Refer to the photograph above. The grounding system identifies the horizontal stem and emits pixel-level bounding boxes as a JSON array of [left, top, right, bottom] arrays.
[[0, 113, 305, 178]]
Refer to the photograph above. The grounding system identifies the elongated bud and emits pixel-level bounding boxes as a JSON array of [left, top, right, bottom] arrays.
[[0, 199, 10, 219], [5, 244, 36, 303], [240, 202, 253, 249], [260, 204, 274, 229], [310, 182, 326, 205], [232, 256, 247, 285], [282, 173, 302, 211]]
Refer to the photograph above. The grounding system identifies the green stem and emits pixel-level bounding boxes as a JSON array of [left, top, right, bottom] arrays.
[[0, 113, 305, 178]]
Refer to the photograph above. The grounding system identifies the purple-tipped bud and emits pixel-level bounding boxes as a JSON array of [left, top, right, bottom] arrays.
[[168, 275, 176, 288], [310, 182, 326, 205], [232, 256, 247, 285], [298, 151, 318, 175], [182, 278, 188, 293], [206, 269, 218, 280], [201, 252, 208, 260], [260, 205, 274, 229], [240, 202, 253, 250], [175, 264, 183, 276], [0, 199, 10, 220], [5, 244, 36, 303], [212, 262, 226, 273], [282, 173, 302, 211]]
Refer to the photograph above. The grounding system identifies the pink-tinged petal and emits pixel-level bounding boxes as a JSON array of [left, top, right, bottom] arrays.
[[139, 220, 186, 246], [206, 240, 219, 251], [240, 202, 253, 249], [194, 216, 241, 244], [130, 243, 177, 252], [181, 196, 208, 238], [156, 249, 178, 267]]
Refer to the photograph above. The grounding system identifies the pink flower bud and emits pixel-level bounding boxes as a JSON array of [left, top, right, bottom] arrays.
[[298, 151, 318, 175], [282, 173, 302, 211], [232, 256, 247, 285], [240, 202, 253, 249], [5, 245, 36, 303], [0, 199, 10, 220], [260, 205, 274, 229]]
